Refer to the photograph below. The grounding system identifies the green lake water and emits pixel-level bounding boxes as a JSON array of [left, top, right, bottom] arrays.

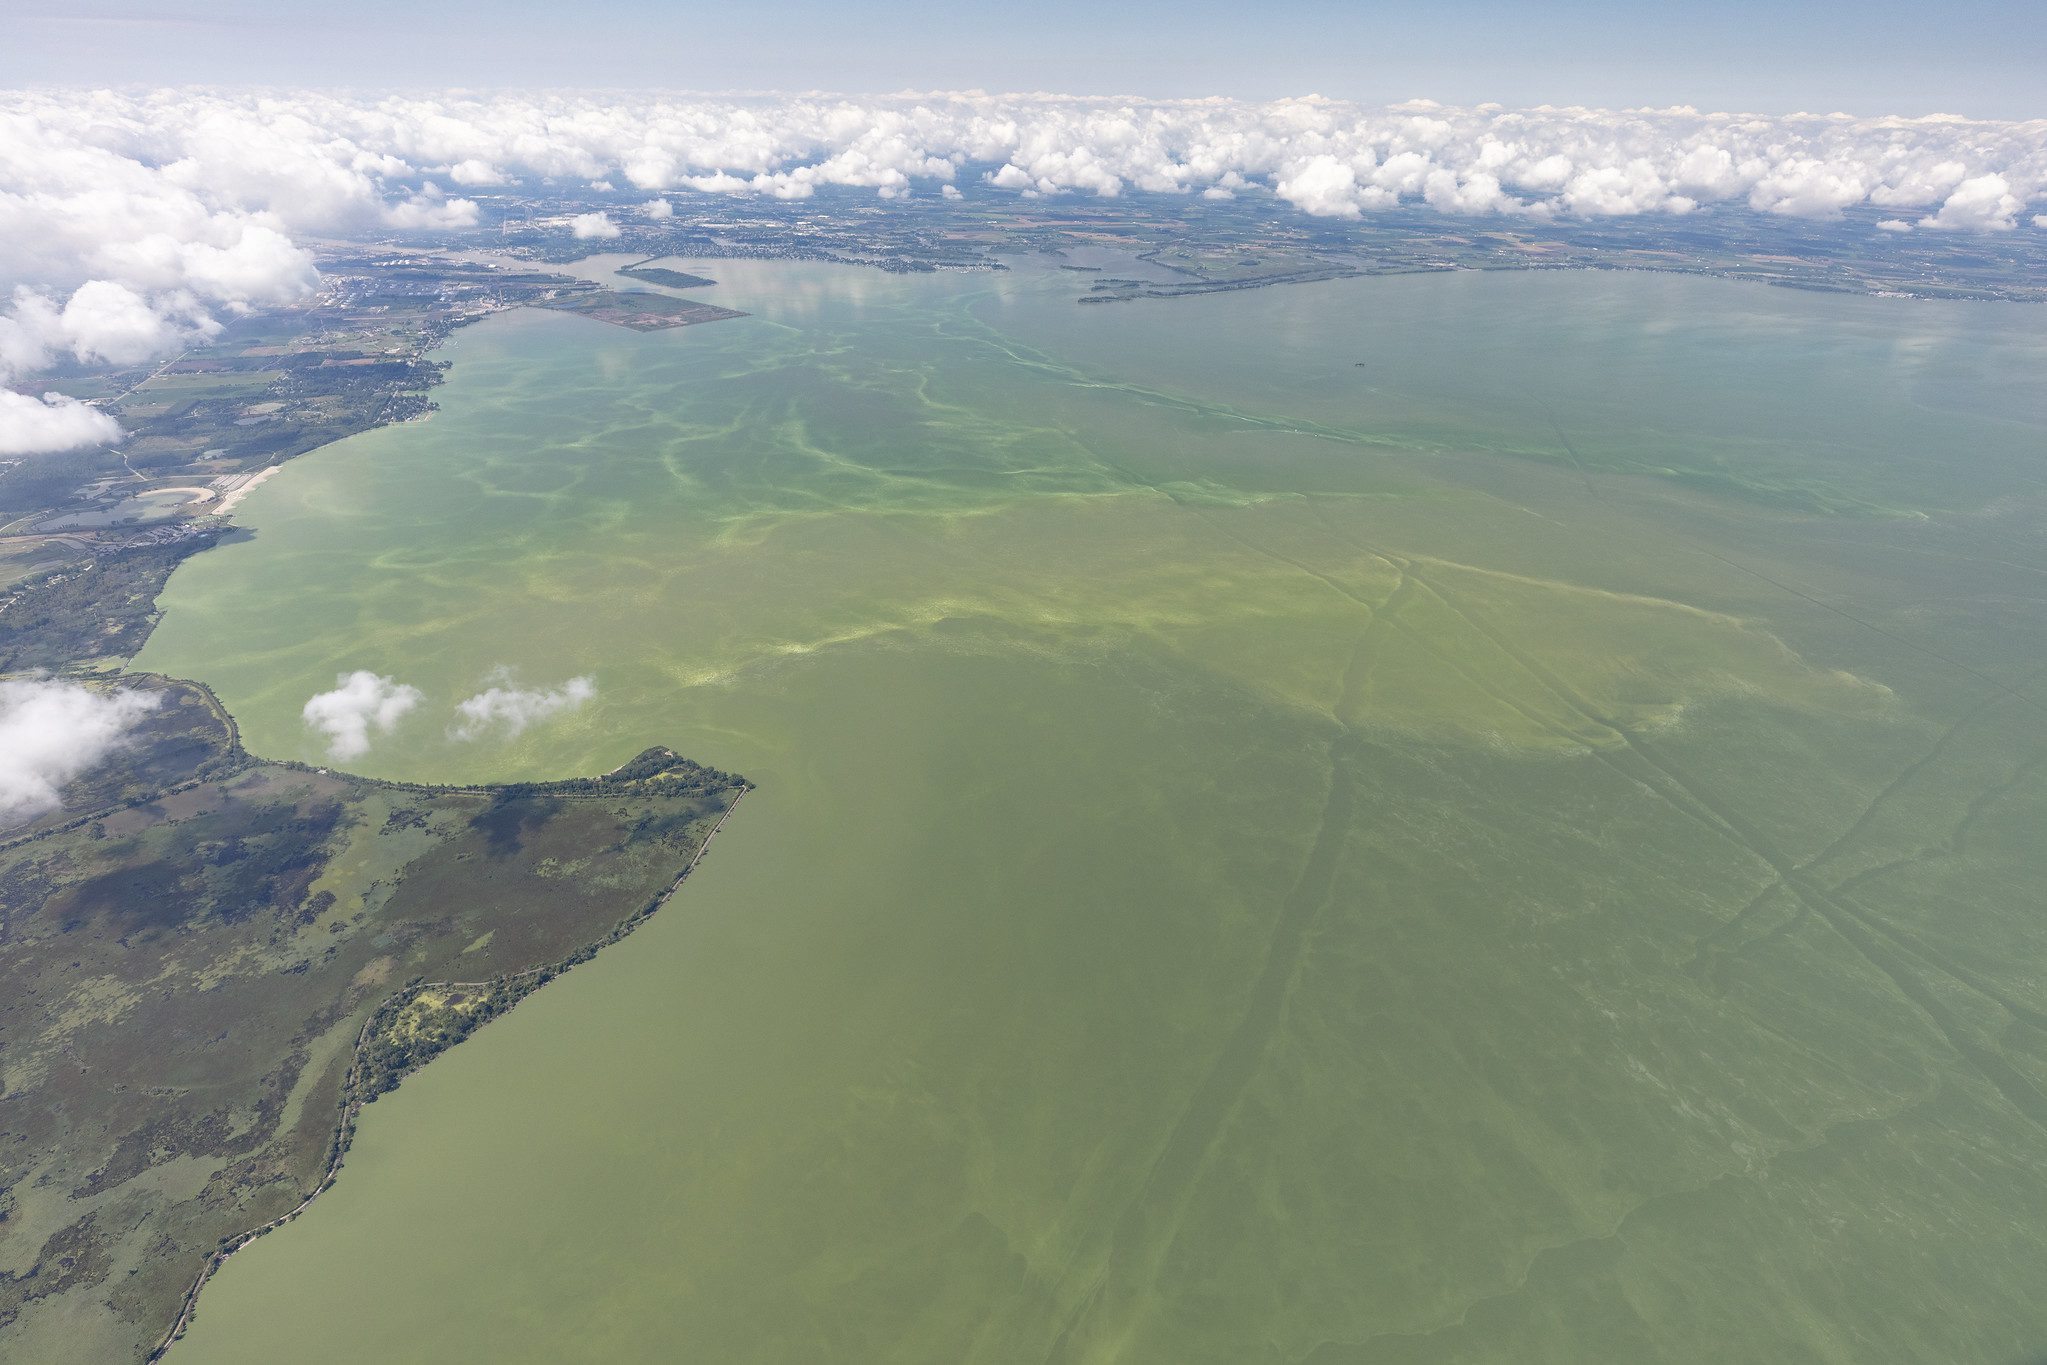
[[141, 258, 2047, 1362]]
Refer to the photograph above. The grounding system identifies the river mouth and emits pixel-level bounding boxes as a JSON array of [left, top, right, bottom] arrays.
[[144, 257, 2047, 1363]]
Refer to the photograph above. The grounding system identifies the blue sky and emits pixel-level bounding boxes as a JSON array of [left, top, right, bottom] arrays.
[[6, 0, 2043, 119]]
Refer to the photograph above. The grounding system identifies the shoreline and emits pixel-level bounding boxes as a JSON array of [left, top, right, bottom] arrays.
[[1, 272, 757, 1363], [210, 466, 281, 518], [149, 785, 746, 1360]]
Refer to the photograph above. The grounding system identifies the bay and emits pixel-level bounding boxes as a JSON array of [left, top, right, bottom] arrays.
[[144, 258, 2047, 1363]]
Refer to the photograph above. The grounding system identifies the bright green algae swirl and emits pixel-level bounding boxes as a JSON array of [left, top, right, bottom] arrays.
[[142, 259, 2047, 1364]]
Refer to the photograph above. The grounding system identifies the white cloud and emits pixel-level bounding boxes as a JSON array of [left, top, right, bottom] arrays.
[[3, 91, 2036, 260], [0, 679, 160, 826], [448, 158, 507, 186], [0, 88, 2039, 406], [0, 389, 124, 455], [59, 280, 218, 367], [0, 282, 222, 382], [449, 672, 595, 741], [1876, 218, 1914, 232], [384, 187, 481, 229], [302, 670, 422, 760], [641, 197, 675, 218], [113, 222, 319, 308], [0, 96, 329, 413], [1920, 173, 2023, 231], [1274, 156, 1364, 218], [1747, 167, 1866, 219]]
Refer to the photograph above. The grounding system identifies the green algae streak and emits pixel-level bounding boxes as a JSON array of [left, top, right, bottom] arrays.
[[142, 260, 2047, 1363]]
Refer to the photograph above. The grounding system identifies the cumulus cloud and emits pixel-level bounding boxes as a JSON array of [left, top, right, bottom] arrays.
[[447, 158, 507, 186], [641, 197, 675, 218], [302, 670, 422, 760], [0, 389, 124, 455], [1920, 173, 2023, 230], [0, 679, 160, 825], [1274, 156, 1366, 218], [63, 281, 217, 366], [449, 672, 596, 741], [3, 90, 2036, 263], [384, 186, 481, 229], [0, 282, 218, 382], [0, 98, 329, 417], [1, 88, 2041, 404]]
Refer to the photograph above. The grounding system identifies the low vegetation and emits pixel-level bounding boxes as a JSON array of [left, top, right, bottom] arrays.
[[616, 263, 717, 289], [0, 536, 230, 674], [0, 691, 745, 1362]]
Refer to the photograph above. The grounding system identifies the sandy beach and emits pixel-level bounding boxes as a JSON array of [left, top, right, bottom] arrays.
[[212, 466, 280, 517]]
